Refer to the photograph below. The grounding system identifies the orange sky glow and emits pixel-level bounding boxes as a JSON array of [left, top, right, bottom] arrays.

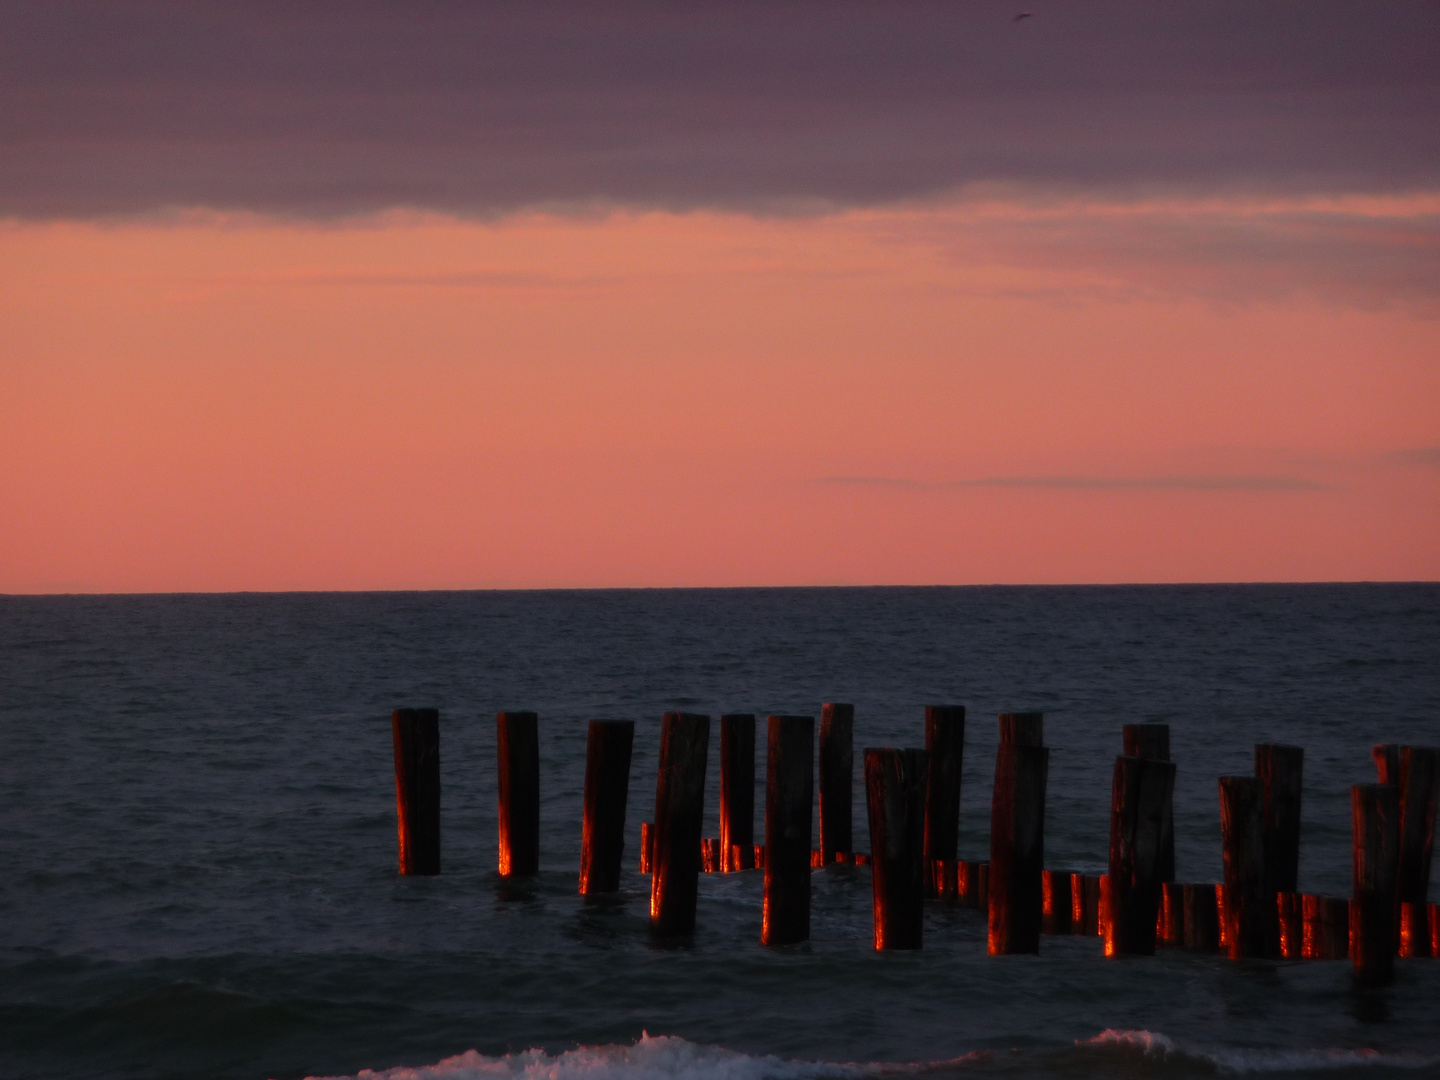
[[2, 196, 1437, 592]]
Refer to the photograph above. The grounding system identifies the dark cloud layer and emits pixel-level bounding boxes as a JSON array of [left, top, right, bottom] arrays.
[[2, 1, 1438, 219]]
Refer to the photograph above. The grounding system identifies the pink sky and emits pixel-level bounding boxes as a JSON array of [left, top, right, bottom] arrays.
[[2, 198, 1436, 591]]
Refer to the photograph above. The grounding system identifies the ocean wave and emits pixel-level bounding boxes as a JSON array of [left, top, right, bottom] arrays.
[[302, 1034, 982, 1080], [1079, 1029, 1440, 1073]]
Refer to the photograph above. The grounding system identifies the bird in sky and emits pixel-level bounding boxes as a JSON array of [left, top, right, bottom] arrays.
[[1013, 12, 1033, 21]]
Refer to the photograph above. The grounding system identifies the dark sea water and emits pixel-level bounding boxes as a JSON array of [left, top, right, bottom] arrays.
[[2, 585, 1438, 1080]]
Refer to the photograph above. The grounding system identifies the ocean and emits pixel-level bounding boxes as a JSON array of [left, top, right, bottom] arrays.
[[1, 584, 1437, 1080]]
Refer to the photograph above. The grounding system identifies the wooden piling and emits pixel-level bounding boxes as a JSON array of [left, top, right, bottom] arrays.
[[1300, 894, 1348, 959], [989, 740, 1049, 954], [1158, 881, 1185, 946], [763, 715, 814, 946], [1351, 782, 1400, 984], [1396, 747, 1439, 956], [1123, 724, 1175, 882], [720, 714, 756, 872], [1183, 883, 1220, 951], [1042, 869, 1072, 934], [1255, 743, 1304, 897], [579, 720, 635, 895], [934, 858, 960, 903], [1430, 902, 1440, 957], [999, 712, 1043, 747], [1372, 743, 1400, 784], [392, 708, 441, 876], [1069, 872, 1093, 934], [1218, 776, 1273, 958], [818, 703, 854, 866], [640, 822, 653, 873], [923, 705, 966, 898], [496, 711, 540, 877], [650, 712, 710, 938], [864, 747, 927, 949], [961, 860, 988, 908], [1277, 892, 1302, 958], [1106, 754, 1176, 956]]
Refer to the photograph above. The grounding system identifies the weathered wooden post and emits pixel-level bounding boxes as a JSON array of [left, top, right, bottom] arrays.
[[999, 712, 1043, 747], [818, 703, 854, 865], [1106, 754, 1177, 956], [1301, 894, 1349, 959], [1255, 744, 1304, 902], [1219, 776, 1274, 958], [1351, 783, 1400, 984], [1372, 743, 1400, 784], [639, 822, 653, 873], [392, 708, 440, 876], [579, 720, 635, 895], [1277, 892, 1302, 958], [651, 712, 710, 938], [720, 714, 756, 872], [496, 711, 540, 877], [1158, 881, 1185, 946], [763, 715, 814, 946], [1396, 747, 1439, 957], [1042, 869, 1072, 934], [923, 705, 966, 897], [1183, 883, 1220, 951], [1069, 872, 1091, 934], [989, 734, 1049, 955], [1123, 724, 1175, 882], [864, 747, 927, 949]]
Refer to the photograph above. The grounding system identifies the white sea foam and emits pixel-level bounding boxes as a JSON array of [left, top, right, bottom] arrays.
[[1080, 1028, 1440, 1073]]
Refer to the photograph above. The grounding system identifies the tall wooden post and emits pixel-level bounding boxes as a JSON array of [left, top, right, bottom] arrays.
[[1397, 747, 1439, 957], [1123, 724, 1174, 882], [989, 739, 1049, 955], [1105, 754, 1176, 956], [1255, 743, 1304, 897], [1372, 744, 1400, 784], [864, 747, 927, 949], [763, 715, 814, 945], [579, 720, 634, 895], [720, 714, 756, 872], [651, 712, 710, 937], [999, 712, 1043, 747], [1219, 775, 1273, 958], [1351, 783, 1400, 984], [496, 712, 540, 877], [923, 705, 965, 897], [818, 703, 854, 864], [392, 708, 440, 876]]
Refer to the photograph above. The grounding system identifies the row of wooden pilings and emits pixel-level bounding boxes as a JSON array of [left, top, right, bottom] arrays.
[[390, 707, 1438, 984]]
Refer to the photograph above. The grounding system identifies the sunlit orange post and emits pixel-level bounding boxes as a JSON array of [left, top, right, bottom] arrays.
[[1372, 743, 1400, 784], [865, 747, 927, 949], [762, 715, 813, 946], [1105, 754, 1175, 956], [579, 720, 634, 896], [1041, 869, 1071, 934], [989, 723, 1049, 955], [651, 712, 709, 938], [720, 714, 756, 872], [818, 703, 854, 865], [392, 708, 440, 876], [1300, 894, 1349, 959], [497, 711, 540, 877], [923, 705, 965, 898]]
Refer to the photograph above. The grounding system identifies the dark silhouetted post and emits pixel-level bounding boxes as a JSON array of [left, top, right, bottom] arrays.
[[1397, 747, 1439, 957], [762, 715, 814, 945], [865, 747, 927, 949], [497, 712, 540, 876], [1255, 744, 1304, 900], [999, 712, 1043, 747], [1300, 894, 1348, 959], [1219, 776, 1273, 958], [1183, 884, 1219, 951], [580, 720, 634, 895], [651, 712, 710, 937], [923, 705, 966, 897], [1042, 869, 1072, 934], [1159, 881, 1185, 946], [989, 740, 1049, 954], [720, 714, 756, 872], [392, 708, 440, 876], [1123, 724, 1175, 882], [1373, 744, 1400, 784], [1351, 783, 1400, 984], [818, 703, 854, 864], [1277, 892, 1302, 958], [1106, 755, 1176, 956]]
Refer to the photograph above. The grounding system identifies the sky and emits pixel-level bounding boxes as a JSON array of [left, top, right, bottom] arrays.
[[2, 1, 1438, 591]]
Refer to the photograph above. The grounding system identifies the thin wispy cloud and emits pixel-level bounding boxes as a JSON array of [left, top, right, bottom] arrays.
[[815, 474, 1331, 492], [1384, 447, 1440, 466]]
